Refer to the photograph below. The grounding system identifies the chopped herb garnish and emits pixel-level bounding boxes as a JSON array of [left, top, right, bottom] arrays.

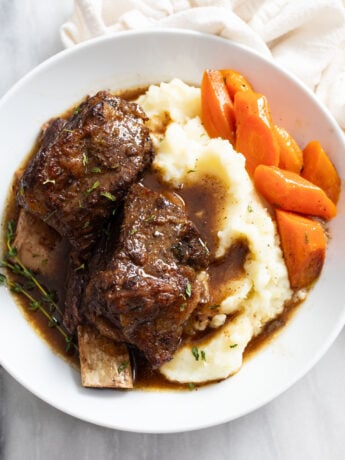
[[74, 263, 85, 272], [247, 204, 253, 213], [230, 344, 238, 349], [201, 350, 206, 361], [19, 186, 25, 196], [185, 282, 192, 298], [145, 214, 156, 223], [188, 382, 195, 391], [43, 179, 56, 185], [130, 228, 138, 235], [82, 152, 88, 166], [90, 167, 101, 173], [192, 346, 200, 361], [74, 105, 81, 115], [100, 191, 116, 202], [86, 180, 100, 194], [187, 169, 196, 174], [199, 238, 209, 254], [82, 221, 90, 229], [180, 302, 187, 312], [63, 128, 74, 133], [118, 361, 129, 373], [209, 304, 220, 310]]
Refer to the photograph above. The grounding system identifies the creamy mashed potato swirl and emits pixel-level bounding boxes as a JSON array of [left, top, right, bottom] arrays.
[[137, 79, 292, 383]]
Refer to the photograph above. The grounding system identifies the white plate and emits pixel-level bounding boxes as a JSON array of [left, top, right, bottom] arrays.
[[0, 30, 344, 433]]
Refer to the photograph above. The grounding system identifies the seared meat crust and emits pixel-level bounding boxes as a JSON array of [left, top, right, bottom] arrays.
[[18, 91, 153, 253], [83, 184, 210, 367]]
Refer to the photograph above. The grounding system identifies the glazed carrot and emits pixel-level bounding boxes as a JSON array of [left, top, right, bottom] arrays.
[[201, 69, 236, 144], [253, 165, 337, 220], [234, 91, 280, 175], [276, 209, 326, 289], [302, 140, 341, 204], [220, 69, 253, 100], [275, 125, 303, 174]]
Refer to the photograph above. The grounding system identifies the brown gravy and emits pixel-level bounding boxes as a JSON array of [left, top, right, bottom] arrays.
[[2, 88, 303, 391]]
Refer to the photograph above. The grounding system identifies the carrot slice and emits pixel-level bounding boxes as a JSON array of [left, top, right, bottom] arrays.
[[302, 140, 341, 204], [220, 69, 253, 100], [276, 209, 326, 289], [234, 91, 280, 175], [275, 125, 303, 174], [253, 165, 337, 220], [201, 69, 236, 144]]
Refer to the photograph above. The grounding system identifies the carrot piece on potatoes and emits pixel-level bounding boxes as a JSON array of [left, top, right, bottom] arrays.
[[201, 69, 236, 144], [234, 91, 280, 175], [302, 140, 341, 204], [253, 165, 337, 220], [220, 69, 253, 100], [276, 209, 326, 289], [275, 125, 303, 174]]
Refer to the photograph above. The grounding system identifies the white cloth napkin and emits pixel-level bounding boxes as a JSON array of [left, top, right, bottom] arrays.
[[61, 0, 345, 129]]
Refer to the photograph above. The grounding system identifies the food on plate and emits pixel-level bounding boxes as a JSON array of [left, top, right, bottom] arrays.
[[17, 91, 153, 254], [81, 183, 209, 368], [302, 140, 341, 204], [275, 210, 326, 290], [275, 125, 303, 174], [1, 70, 340, 390], [233, 90, 280, 175], [253, 165, 337, 220]]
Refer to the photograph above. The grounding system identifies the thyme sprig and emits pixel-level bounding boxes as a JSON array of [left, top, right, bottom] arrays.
[[3, 221, 62, 316], [1, 221, 76, 352]]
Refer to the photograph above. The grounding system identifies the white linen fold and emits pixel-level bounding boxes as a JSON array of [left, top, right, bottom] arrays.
[[61, 0, 345, 129]]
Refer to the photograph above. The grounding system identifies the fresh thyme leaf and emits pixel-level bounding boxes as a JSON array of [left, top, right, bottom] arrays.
[[180, 302, 187, 312], [145, 214, 156, 223], [25, 280, 36, 290], [188, 382, 195, 391], [100, 191, 116, 201], [63, 128, 74, 133], [0, 273, 7, 284], [130, 228, 138, 235], [82, 152, 88, 166], [29, 301, 40, 311], [192, 346, 199, 361], [75, 263, 85, 272], [247, 204, 253, 213], [201, 350, 206, 361], [7, 246, 18, 258], [90, 167, 101, 173], [187, 169, 196, 174], [230, 344, 238, 349], [118, 361, 129, 373], [185, 282, 192, 298], [86, 180, 100, 194], [209, 304, 220, 310], [74, 105, 81, 115], [6, 221, 15, 244]]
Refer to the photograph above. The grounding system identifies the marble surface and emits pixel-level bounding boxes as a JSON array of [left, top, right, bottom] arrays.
[[1, 1, 345, 459]]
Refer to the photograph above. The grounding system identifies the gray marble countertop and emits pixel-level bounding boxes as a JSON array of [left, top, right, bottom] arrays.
[[1, 1, 345, 459]]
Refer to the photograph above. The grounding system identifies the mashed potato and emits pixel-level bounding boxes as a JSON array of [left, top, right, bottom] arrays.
[[137, 79, 292, 383]]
